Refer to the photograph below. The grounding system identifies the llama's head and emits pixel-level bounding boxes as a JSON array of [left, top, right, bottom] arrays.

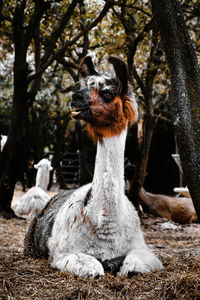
[[34, 159, 53, 172], [71, 55, 138, 141]]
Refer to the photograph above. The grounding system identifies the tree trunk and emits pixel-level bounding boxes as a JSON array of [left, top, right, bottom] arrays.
[[151, 0, 200, 221], [0, 4, 29, 217], [0, 62, 28, 217], [128, 115, 157, 210], [75, 121, 94, 186]]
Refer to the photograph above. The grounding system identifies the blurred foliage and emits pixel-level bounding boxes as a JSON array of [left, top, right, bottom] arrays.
[[0, 0, 199, 164]]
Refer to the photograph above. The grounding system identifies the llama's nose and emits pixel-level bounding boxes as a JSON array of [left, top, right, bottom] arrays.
[[71, 92, 83, 108], [72, 91, 82, 100], [71, 88, 89, 107]]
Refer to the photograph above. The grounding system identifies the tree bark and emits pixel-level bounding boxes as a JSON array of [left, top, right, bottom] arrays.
[[151, 0, 200, 221], [128, 115, 157, 210], [0, 3, 28, 217], [75, 121, 94, 186], [128, 31, 161, 210]]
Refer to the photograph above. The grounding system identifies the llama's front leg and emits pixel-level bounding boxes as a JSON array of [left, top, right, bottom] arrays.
[[118, 248, 162, 276], [50, 253, 104, 278]]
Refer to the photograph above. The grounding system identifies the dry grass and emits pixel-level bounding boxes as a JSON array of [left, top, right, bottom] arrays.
[[0, 190, 200, 299]]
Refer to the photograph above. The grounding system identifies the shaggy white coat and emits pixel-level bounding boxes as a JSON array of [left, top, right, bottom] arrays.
[[47, 128, 162, 277], [34, 159, 53, 191], [13, 159, 52, 219], [0, 135, 7, 151]]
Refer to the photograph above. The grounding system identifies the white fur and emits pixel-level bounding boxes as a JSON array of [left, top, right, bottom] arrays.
[[47, 128, 162, 278], [14, 186, 50, 219], [34, 158, 53, 191], [13, 158, 52, 219], [0, 135, 7, 151]]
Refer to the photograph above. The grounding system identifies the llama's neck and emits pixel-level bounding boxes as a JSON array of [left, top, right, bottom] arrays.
[[35, 167, 49, 191], [91, 127, 127, 214]]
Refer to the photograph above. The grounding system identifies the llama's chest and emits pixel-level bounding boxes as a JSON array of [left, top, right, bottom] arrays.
[[48, 203, 136, 261], [89, 215, 131, 260]]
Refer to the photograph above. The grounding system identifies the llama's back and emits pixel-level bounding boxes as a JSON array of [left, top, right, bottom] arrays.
[[13, 186, 50, 219]]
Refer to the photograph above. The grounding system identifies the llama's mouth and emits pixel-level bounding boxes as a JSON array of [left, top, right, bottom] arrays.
[[71, 109, 81, 117], [70, 106, 90, 119]]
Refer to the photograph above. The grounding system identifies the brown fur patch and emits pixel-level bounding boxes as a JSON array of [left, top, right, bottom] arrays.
[[86, 89, 138, 141], [123, 96, 138, 124]]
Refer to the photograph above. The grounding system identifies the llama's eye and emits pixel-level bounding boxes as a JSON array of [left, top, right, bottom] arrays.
[[100, 89, 115, 103], [87, 77, 96, 89], [90, 81, 95, 86]]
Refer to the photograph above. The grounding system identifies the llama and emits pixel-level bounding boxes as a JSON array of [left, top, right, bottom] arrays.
[[34, 158, 53, 191], [139, 187, 197, 224], [24, 55, 162, 278], [13, 158, 53, 219], [0, 135, 7, 152]]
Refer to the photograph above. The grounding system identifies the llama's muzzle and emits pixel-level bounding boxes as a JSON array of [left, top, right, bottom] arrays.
[[70, 88, 90, 120], [71, 111, 81, 117]]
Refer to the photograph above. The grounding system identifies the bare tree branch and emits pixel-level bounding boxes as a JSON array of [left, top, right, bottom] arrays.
[[133, 66, 146, 95], [39, 0, 79, 67], [24, 0, 50, 51], [27, 0, 114, 83], [56, 56, 78, 81], [114, 3, 151, 17]]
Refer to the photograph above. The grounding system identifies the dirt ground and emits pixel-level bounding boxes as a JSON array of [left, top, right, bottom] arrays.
[[0, 187, 200, 300]]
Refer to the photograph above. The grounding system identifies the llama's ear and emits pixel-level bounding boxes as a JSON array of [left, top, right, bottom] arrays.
[[79, 56, 98, 78], [108, 56, 128, 97], [123, 96, 138, 124]]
